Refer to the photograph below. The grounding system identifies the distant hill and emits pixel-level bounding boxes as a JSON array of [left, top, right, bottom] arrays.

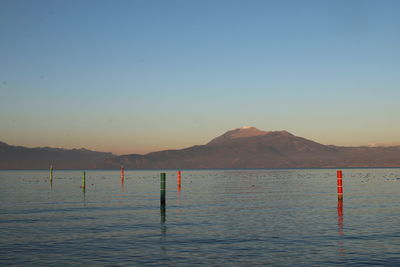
[[100, 127, 400, 169], [0, 141, 114, 169], [2, 127, 400, 169]]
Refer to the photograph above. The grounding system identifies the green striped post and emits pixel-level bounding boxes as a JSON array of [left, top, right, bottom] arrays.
[[50, 165, 53, 184], [160, 173, 166, 206], [82, 171, 86, 191]]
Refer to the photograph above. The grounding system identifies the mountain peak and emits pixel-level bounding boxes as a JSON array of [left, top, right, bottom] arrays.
[[230, 126, 268, 137], [207, 127, 270, 145]]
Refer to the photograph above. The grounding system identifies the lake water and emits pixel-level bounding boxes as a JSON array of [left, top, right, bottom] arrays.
[[1, 169, 400, 266]]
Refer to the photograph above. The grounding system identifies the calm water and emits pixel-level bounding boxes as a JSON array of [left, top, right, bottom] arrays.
[[1, 169, 400, 266]]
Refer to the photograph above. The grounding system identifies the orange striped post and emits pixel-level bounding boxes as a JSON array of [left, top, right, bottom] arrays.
[[120, 166, 125, 184], [337, 170, 343, 199], [177, 170, 181, 188]]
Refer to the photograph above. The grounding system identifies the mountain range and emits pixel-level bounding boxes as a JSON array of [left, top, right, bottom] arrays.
[[1, 127, 400, 169], [0, 141, 113, 169]]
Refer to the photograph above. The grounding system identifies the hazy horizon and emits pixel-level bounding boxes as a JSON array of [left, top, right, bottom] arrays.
[[1, 0, 400, 155]]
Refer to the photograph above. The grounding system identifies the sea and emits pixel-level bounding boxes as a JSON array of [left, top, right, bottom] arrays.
[[1, 169, 400, 266]]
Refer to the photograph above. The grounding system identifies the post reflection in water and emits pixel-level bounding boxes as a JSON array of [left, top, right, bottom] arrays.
[[337, 198, 345, 256], [160, 205, 166, 223], [177, 185, 181, 205], [120, 166, 125, 185], [120, 173, 125, 193], [337, 199, 344, 235], [82, 188, 86, 206], [160, 205, 167, 258]]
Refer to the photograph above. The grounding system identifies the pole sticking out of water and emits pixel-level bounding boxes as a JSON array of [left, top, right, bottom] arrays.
[[120, 165, 125, 184], [50, 165, 53, 184], [82, 171, 86, 191], [160, 173, 166, 206], [337, 170, 343, 200], [177, 170, 181, 189]]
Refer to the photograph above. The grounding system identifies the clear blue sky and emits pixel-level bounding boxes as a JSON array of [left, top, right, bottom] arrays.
[[1, 0, 400, 154]]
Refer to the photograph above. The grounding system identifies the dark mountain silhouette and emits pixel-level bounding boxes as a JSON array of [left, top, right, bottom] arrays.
[[99, 127, 400, 169], [2, 127, 400, 169], [0, 142, 113, 169]]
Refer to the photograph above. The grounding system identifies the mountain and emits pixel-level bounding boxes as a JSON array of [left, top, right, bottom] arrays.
[[207, 126, 270, 145], [0, 142, 114, 169], [2, 127, 400, 169], [99, 127, 400, 169]]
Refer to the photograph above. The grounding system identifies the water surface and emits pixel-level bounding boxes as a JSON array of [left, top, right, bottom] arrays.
[[1, 169, 400, 266]]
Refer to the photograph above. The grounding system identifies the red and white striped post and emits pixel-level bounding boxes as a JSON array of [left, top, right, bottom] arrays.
[[337, 170, 343, 199]]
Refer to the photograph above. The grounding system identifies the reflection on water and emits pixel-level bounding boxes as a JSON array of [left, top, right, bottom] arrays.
[[337, 199, 344, 236], [160, 204, 167, 260], [337, 198, 345, 256], [82, 186, 86, 206], [160, 205, 166, 223], [120, 174, 125, 193], [120, 170, 125, 188], [177, 185, 181, 205], [1, 169, 400, 266]]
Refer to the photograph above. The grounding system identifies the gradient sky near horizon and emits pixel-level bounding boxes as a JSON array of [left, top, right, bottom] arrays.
[[1, 0, 400, 155]]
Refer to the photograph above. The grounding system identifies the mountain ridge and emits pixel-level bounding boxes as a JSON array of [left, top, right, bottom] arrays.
[[1, 127, 400, 169], [0, 141, 114, 169], [102, 127, 400, 169]]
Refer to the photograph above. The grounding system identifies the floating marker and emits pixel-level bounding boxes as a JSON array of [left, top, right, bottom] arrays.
[[82, 171, 86, 191], [177, 170, 181, 188], [160, 173, 166, 206], [337, 170, 343, 199]]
